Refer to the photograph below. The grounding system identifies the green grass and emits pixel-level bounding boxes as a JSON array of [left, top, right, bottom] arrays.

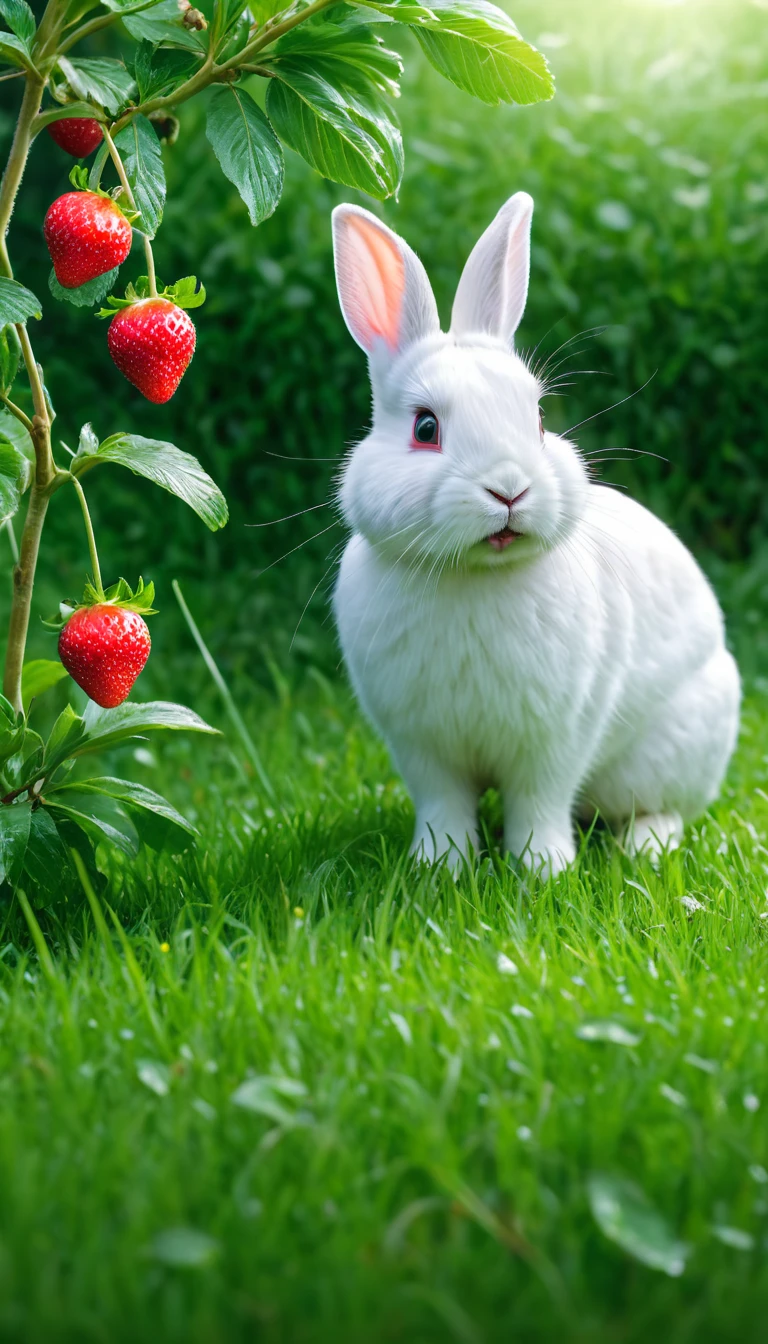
[[2, 640, 768, 1343]]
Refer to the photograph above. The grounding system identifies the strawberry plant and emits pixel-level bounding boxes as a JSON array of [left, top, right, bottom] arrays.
[[0, 0, 552, 901]]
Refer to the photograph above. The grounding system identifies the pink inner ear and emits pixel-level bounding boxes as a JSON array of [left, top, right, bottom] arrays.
[[345, 214, 405, 352]]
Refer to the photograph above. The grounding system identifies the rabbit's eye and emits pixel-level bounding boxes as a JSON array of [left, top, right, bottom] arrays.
[[412, 411, 440, 449], [538, 407, 545, 442]]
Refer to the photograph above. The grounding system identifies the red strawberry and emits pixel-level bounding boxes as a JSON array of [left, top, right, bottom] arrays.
[[107, 298, 196, 403], [44, 192, 132, 289], [47, 118, 104, 158], [59, 605, 151, 708]]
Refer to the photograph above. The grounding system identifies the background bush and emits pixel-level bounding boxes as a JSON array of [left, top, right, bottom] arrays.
[[2, 0, 766, 685]]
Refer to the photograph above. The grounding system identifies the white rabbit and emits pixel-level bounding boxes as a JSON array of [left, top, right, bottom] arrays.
[[330, 192, 740, 874]]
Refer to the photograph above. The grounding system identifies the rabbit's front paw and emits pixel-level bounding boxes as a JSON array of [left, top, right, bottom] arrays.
[[505, 813, 576, 878]]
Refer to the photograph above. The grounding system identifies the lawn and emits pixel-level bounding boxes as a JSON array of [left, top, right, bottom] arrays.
[[1, 0, 766, 1337], [1, 602, 767, 1343]]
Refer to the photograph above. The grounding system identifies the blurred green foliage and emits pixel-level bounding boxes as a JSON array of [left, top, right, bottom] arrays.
[[1, 0, 766, 683]]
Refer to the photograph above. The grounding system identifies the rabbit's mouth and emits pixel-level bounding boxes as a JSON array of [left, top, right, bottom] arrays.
[[487, 527, 522, 552]]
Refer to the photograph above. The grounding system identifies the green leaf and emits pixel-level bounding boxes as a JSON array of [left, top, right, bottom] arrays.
[[46, 786, 140, 857], [22, 808, 70, 897], [359, 0, 553, 106], [0, 31, 30, 68], [0, 276, 41, 327], [587, 1174, 689, 1277], [0, 326, 19, 394], [129, 40, 198, 103], [73, 433, 228, 532], [0, 800, 31, 887], [167, 276, 206, 310], [57, 55, 136, 115], [205, 87, 284, 228], [49, 266, 120, 310], [274, 16, 403, 98], [44, 704, 86, 773], [113, 115, 166, 238], [0, 407, 32, 461], [0, 438, 31, 527], [0, 0, 34, 46], [75, 699, 218, 757], [122, 0, 208, 53], [68, 776, 196, 850], [4, 728, 44, 792], [265, 57, 403, 200], [22, 660, 70, 713]]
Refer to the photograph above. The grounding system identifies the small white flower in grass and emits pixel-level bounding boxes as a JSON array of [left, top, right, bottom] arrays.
[[659, 1083, 687, 1108], [148, 1228, 220, 1269], [744, 1093, 760, 1113], [712, 1225, 755, 1251], [680, 895, 705, 913], [749, 1165, 768, 1185], [389, 1012, 412, 1046], [511, 1004, 534, 1020], [517, 1125, 533, 1142], [647, 959, 659, 981], [497, 952, 518, 976]]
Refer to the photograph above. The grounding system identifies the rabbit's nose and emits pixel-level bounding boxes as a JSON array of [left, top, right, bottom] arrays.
[[485, 487, 529, 510]]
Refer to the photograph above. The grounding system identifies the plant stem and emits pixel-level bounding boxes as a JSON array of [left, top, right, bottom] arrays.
[[3, 483, 49, 713], [70, 475, 103, 597], [4, 519, 19, 566], [0, 394, 34, 434], [103, 126, 158, 297], [0, 74, 45, 278]]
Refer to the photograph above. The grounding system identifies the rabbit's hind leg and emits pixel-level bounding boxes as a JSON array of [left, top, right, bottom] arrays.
[[586, 646, 740, 850]]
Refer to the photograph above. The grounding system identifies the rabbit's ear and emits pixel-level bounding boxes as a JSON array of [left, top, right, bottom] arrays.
[[450, 191, 534, 344], [332, 205, 439, 358]]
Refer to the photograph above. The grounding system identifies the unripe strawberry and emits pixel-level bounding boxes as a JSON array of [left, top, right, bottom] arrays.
[[107, 298, 196, 403], [59, 605, 151, 708], [47, 118, 104, 158], [44, 192, 132, 289]]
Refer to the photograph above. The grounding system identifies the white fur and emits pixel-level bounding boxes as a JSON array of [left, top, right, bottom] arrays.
[[330, 195, 740, 874]]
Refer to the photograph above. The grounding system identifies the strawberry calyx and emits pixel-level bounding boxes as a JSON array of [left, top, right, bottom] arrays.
[[44, 577, 157, 632], [96, 274, 206, 318], [67, 165, 141, 227]]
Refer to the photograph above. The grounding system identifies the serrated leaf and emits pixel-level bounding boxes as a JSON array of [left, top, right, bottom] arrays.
[[57, 55, 136, 115], [0, 439, 31, 526], [274, 17, 403, 98], [360, 0, 553, 105], [74, 699, 218, 758], [0, 0, 34, 45], [122, 0, 207, 52], [113, 115, 165, 238], [73, 433, 228, 532], [49, 266, 120, 310], [21, 661, 70, 712], [206, 87, 283, 228], [129, 40, 198, 103], [0, 800, 31, 887], [265, 59, 403, 200], [0, 276, 40, 326], [22, 808, 70, 896], [46, 785, 140, 857], [588, 1174, 689, 1277]]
